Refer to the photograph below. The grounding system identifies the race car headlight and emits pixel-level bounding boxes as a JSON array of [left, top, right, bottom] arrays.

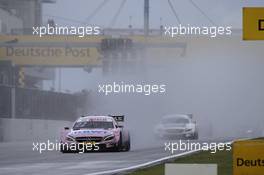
[[66, 136, 75, 142], [104, 135, 115, 141]]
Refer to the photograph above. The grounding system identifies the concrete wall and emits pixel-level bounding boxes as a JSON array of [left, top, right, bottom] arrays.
[[0, 118, 72, 142]]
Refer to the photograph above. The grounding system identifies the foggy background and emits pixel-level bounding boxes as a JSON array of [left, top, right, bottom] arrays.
[[1, 1, 264, 175], [1, 0, 263, 147], [40, 1, 264, 148], [58, 36, 264, 149]]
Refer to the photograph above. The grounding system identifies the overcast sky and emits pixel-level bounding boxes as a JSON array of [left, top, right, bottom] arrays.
[[42, 0, 264, 92], [40, 1, 264, 138], [43, 0, 264, 28]]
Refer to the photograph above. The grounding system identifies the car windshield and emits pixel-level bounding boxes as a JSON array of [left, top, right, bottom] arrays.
[[73, 121, 114, 130], [162, 117, 189, 124]]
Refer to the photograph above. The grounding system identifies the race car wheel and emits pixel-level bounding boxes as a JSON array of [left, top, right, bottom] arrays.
[[124, 133, 130, 152], [114, 131, 131, 152], [192, 132, 199, 140], [115, 132, 123, 152], [60, 143, 69, 153]]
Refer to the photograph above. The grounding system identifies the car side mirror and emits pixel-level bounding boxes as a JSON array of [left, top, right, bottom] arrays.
[[64, 127, 70, 130], [116, 125, 123, 128]]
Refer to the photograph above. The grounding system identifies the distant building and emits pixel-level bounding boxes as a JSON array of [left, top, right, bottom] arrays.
[[0, 0, 56, 89], [0, 0, 55, 34], [0, 1, 22, 34]]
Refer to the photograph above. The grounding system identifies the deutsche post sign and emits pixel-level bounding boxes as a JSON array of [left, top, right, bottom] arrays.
[[233, 139, 264, 175], [243, 7, 264, 40], [0, 35, 102, 66]]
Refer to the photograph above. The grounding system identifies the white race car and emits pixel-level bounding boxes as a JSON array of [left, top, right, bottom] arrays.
[[155, 114, 198, 140]]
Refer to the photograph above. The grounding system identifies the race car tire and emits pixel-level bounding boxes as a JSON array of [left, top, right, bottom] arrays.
[[191, 132, 199, 140], [60, 144, 70, 153], [124, 133, 130, 152], [112, 130, 131, 152], [114, 132, 123, 152]]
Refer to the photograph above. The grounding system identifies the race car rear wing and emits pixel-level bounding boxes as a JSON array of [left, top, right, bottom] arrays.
[[109, 115, 125, 128], [187, 114, 193, 119]]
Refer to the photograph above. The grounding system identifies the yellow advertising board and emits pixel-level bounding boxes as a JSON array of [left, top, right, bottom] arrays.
[[233, 139, 264, 175], [0, 35, 187, 66], [243, 7, 264, 40], [0, 46, 101, 66], [0, 35, 102, 66]]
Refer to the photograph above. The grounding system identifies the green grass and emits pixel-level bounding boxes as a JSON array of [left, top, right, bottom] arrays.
[[130, 138, 264, 175], [130, 150, 232, 175], [252, 137, 264, 140]]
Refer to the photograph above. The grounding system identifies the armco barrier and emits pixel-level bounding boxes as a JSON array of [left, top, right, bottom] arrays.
[[0, 118, 72, 142]]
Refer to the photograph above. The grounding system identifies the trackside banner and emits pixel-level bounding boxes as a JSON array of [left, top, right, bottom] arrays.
[[233, 139, 264, 175]]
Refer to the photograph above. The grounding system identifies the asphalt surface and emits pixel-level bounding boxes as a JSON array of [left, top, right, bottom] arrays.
[[0, 141, 176, 175], [0, 139, 230, 175]]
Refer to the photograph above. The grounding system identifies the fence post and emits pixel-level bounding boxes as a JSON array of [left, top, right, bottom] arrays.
[[11, 87, 15, 119], [11, 65, 16, 119]]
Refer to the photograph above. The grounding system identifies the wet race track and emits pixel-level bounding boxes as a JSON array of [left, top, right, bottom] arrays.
[[0, 139, 230, 175]]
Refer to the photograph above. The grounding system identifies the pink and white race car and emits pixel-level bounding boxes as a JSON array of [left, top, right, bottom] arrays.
[[60, 115, 130, 153]]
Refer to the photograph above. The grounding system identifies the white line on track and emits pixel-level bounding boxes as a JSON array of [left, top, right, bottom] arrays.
[[86, 141, 235, 175], [86, 149, 199, 175]]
